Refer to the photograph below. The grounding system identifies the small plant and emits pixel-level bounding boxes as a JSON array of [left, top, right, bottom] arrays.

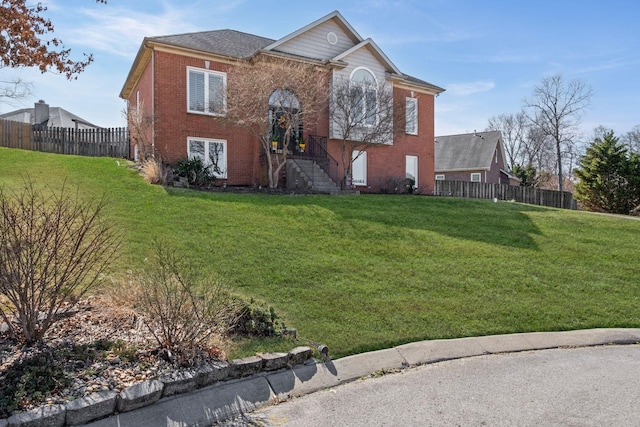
[[130, 243, 240, 366], [377, 176, 408, 194], [231, 298, 286, 337], [0, 347, 72, 417], [174, 157, 216, 187], [140, 158, 169, 185]]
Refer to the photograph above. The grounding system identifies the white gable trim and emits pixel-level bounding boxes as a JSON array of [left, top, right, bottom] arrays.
[[332, 39, 401, 75], [263, 10, 363, 52]]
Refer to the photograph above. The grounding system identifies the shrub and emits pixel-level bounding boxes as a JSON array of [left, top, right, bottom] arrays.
[[0, 178, 121, 345], [377, 176, 411, 194], [231, 298, 286, 337], [140, 158, 169, 185], [0, 347, 72, 417], [130, 244, 240, 365], [174, 157, 216, 187]]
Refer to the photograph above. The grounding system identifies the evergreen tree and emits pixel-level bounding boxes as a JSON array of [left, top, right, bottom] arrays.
[[574, 131, 638, 214], [512, 164, 538, 187]]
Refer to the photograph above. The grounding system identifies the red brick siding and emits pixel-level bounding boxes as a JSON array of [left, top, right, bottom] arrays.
[[127, 48, 437, 191], [151, 52, 262, 185], [327, 87, 435, 193]]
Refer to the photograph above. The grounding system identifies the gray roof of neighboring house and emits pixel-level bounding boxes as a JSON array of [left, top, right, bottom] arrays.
[[0, 106, 100, 129], [148, 29, 275, 59], [435, 130, 504, 171]]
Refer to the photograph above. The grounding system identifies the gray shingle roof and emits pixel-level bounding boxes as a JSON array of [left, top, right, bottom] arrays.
[[0, 107, 100, 129], [435, 131, 504, 171], [148, 29, 275, 59]]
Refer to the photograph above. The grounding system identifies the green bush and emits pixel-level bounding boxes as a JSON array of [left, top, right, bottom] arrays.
[[0, 348, 71, 417], [231, 299, 286, 337], [174, 157, 216, 187]]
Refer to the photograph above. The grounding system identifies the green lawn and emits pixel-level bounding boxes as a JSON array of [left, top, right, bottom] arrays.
[[2, 148, 639, 358]]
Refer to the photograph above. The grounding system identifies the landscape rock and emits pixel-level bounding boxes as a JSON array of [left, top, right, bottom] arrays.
[[259, 352, 290, 371], [196, 361, 230, 388], [64, 390, 118, 426], [288, 346, 313, 366], [117, 380, 163, 413], [160, 369, 198, 397], [6, 404, 65, 427], [230, 356, 263, 378]]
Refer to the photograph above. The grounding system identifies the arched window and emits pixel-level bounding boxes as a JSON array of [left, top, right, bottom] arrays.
[[269, 89, 301, 152], [350, 68, 377, 126]]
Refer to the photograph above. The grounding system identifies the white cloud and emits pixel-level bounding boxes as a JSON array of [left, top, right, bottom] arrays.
[[63, 6, 198, 59], [447, 81, 495, 96]]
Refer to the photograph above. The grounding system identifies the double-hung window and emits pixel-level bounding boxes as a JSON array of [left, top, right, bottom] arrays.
[[406, 97, 418, 135], [187, 137, 227, 178], [187, 67, 226, 115]]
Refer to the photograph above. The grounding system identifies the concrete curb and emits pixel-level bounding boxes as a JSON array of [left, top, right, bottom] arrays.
[[4, 329, 640, 426]]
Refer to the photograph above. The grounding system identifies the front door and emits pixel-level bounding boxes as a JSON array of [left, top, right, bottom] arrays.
[[270, 110, 298, 153]]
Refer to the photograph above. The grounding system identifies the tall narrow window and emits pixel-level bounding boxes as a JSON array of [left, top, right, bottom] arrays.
[[350, 68, 377, 126], [352, 150, 367, 186], [406, 97, 418, 135], [187, 67, 226, 115], [406, 155, 418, 188]]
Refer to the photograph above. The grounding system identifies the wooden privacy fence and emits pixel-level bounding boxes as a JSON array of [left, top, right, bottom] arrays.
[[0, 119, 130, 159], [434, 180, 577, 210]]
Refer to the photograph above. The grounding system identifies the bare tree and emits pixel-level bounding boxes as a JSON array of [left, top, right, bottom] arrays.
[[0, 178, 120, 345], [622, 125, 640, 154], [329, 75, 401, 188], [485, 111, 529, 171], [224, 56, 328, 188], [523, 74, 593, 198], [0, 74, 32, 105], [124, 100, 155, 162]]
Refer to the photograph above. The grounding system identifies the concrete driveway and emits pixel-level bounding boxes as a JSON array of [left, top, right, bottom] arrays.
[[230, 344, 640, 426]]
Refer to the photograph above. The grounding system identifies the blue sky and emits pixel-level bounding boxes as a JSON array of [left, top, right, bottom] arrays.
[[2, 0, 638, 138]]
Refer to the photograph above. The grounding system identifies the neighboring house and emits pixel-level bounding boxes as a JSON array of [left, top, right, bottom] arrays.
[[0, 100, 101, 129], [434, 130, 520, 185], [120, 10, 444, 193]]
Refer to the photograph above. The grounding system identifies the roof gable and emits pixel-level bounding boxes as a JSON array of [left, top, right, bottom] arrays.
[[435, 131, 505, 171], [332, 39, 401, 75], [263, 10, 362, 57], [121, 10, 444, 98]]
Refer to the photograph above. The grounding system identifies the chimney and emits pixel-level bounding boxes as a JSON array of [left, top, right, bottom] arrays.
[[34, 100, 50, 126]]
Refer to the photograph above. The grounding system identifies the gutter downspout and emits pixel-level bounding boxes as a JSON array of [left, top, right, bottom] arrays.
[[151, 48, 156, 157]]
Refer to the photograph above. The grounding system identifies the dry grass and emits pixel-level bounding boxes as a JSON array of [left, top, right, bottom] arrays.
[[140, 158, 169, 185]]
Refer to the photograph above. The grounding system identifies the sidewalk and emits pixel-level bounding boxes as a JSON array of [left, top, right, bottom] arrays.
[[79, 328, 640, 427]]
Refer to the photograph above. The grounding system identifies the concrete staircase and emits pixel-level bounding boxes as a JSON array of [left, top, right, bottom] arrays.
[[287, 159, 341, 194]]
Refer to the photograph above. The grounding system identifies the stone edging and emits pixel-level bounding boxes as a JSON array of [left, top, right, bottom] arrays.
[[0, 346, 313, 427]]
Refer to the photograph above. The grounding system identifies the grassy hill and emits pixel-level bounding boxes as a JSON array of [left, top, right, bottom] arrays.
[[2, 148, 639, 358]]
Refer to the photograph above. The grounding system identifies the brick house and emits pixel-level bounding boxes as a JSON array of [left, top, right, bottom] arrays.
[[120, 10, 444, 193], [434, 131, 520, 185]]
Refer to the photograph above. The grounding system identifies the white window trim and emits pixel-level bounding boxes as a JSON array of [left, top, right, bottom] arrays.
[[435, 174, 445, 180], [351, 150, 367, 186], [349, 67, 378, 127], [187, 66, 227, 116], [187, 137, 228, 179], [406, 97, 418, 135], [470, 173, 481, 182], [406, 155, 418, 189]]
